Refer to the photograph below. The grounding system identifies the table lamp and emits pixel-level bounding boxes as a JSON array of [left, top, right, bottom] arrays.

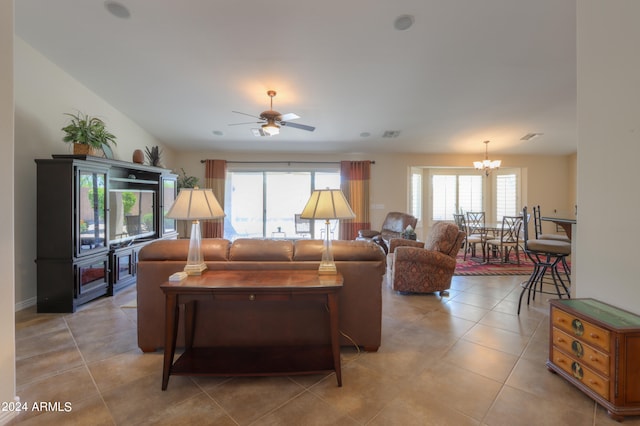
[[165, 187, 225, 275], [300, 188, 356, 274]]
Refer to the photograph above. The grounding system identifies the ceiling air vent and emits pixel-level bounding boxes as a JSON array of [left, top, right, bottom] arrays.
[[520, 132, 543, 141], [382, 130, 401, 138]]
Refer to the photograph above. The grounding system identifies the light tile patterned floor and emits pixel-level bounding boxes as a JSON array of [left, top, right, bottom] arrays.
[[9, 275, 640, 425]]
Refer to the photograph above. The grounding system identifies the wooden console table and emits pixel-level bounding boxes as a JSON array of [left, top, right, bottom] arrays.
[[160, 270, 343, 390]]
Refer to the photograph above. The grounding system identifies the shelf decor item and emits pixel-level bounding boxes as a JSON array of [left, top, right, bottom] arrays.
[[61, 111, 117, 156], [132, 149, 144, 164], [145, 145, 163, 167]]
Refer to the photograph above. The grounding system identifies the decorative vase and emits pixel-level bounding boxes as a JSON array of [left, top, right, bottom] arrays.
[[132, 149, 144, 164]]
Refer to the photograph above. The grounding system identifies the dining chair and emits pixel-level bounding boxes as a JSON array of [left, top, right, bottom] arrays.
[[452, 214, 468, 259], [485, 215, 523, 265], [465, 211, 487, 261], [294, 214, 311, 238]]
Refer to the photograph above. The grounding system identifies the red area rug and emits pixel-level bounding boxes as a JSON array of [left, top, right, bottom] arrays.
[[454, 250, 535, 276]]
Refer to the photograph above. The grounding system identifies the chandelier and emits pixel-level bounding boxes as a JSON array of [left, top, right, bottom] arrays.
[[473, 140, 501, 176]]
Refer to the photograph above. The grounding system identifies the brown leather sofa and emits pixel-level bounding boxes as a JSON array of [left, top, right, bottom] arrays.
[[136, 238, 386, 353], [357, 211, 418, 253]]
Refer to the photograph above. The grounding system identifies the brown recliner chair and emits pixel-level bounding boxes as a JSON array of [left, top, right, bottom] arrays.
[[357, 212, 418, 253], [387, 221, 465, 295]]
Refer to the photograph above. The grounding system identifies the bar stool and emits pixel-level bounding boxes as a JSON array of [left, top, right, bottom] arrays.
[[517, 206, 572, 315], [533, 205, 571, 276]]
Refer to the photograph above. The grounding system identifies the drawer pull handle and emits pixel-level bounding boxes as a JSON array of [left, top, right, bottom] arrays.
[[571, 319, 584, 336], [589, 333, 599, 339], [557, 337, 566, 343], [571, 341, 584, 358], [556, 358, 565, 364], [249, 294, 256, 301]]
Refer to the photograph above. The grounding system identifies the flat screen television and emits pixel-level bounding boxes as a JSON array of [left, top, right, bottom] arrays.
[[108, 189, 156, 243]]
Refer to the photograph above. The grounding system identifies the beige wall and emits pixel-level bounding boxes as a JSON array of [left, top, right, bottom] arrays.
[[13, 37, 175, 308], [576, 1, 640, 313], [174, 151, 574, 242], [1, 0, 16, 415]]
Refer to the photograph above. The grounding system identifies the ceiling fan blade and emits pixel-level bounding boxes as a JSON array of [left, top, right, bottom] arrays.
[[280, 121, 315, 132], [228, 121, 262, 126], [232, 110, 262, 120], [280, 113, 300, 121]]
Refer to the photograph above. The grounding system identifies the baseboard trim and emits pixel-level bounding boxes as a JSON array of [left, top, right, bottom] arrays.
[[15, 296, 36, 312], [0, 403, 19, 424]]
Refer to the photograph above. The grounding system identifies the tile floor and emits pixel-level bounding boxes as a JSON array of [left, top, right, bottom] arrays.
[[9, 275, 640, 425]]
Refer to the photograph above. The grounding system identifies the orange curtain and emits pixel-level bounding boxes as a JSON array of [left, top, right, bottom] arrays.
[[202, 159, 226, 238], [340, 161, 371, 240]]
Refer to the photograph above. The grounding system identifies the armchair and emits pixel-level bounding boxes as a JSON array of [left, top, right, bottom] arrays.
[[387, 222, 465, 295], [357, 211, 418, 253]]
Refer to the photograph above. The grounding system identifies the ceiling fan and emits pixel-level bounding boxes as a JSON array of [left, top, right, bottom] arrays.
[[229, 90, 315, 136]]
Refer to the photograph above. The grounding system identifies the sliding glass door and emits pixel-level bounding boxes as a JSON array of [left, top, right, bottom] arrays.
[[265, 172, 312, 237], [224, 170, 340, 240]]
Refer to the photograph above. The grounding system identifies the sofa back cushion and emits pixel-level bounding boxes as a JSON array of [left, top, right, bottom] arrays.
[[229, 238, 294, 261], [138, 238, 230, 261], [293, 239, 385, 261]]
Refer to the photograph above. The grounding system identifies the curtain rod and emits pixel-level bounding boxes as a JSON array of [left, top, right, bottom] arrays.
[[200, 160, 375, 165]]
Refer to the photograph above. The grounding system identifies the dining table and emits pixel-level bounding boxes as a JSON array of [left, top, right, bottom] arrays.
[[540, 213, 576, 240]]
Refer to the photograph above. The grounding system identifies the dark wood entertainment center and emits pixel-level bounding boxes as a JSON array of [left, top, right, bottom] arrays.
[[35, 155, 178, 312]]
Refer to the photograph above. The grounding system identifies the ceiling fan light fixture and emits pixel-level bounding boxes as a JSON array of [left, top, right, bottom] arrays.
[[262, 122, 280, 136]]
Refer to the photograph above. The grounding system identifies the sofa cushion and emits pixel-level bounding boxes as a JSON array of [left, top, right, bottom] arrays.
[[293, 239, 386, 261], [229, 238, 294, 261], [138, 238, 230, 261]]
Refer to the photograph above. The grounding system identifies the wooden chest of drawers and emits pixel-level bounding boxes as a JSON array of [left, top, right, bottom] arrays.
[[547, 299, 640, 421]]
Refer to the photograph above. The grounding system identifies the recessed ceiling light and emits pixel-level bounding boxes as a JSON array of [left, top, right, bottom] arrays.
[[212, 130, 224, 136], [360, 132, 371, 138], [104, 1, 131, 19], [394, 15, 414, 31]]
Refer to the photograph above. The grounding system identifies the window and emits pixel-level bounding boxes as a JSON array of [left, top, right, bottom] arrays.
[[224, 168, 340, 240], [431, 172, 483, 221], [495, 172, 520, 220], [410, 171, 422, 223]]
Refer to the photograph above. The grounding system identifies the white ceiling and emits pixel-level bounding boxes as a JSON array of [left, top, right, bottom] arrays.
[[15, 0, 576, 156]]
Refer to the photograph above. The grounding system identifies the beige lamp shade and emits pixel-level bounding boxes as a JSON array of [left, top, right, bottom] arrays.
[[166, 187, 225, 220], [300, 189, 356, 220]]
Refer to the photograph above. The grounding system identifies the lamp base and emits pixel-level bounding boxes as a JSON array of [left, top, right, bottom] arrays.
[[318, 262, 338, 275], [184, 263, 207, 275], [318, 219, 337, 275]]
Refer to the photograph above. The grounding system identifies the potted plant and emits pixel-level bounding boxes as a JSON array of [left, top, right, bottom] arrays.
[[61, 111, 117, 156], [177, 168, 199, 190]]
